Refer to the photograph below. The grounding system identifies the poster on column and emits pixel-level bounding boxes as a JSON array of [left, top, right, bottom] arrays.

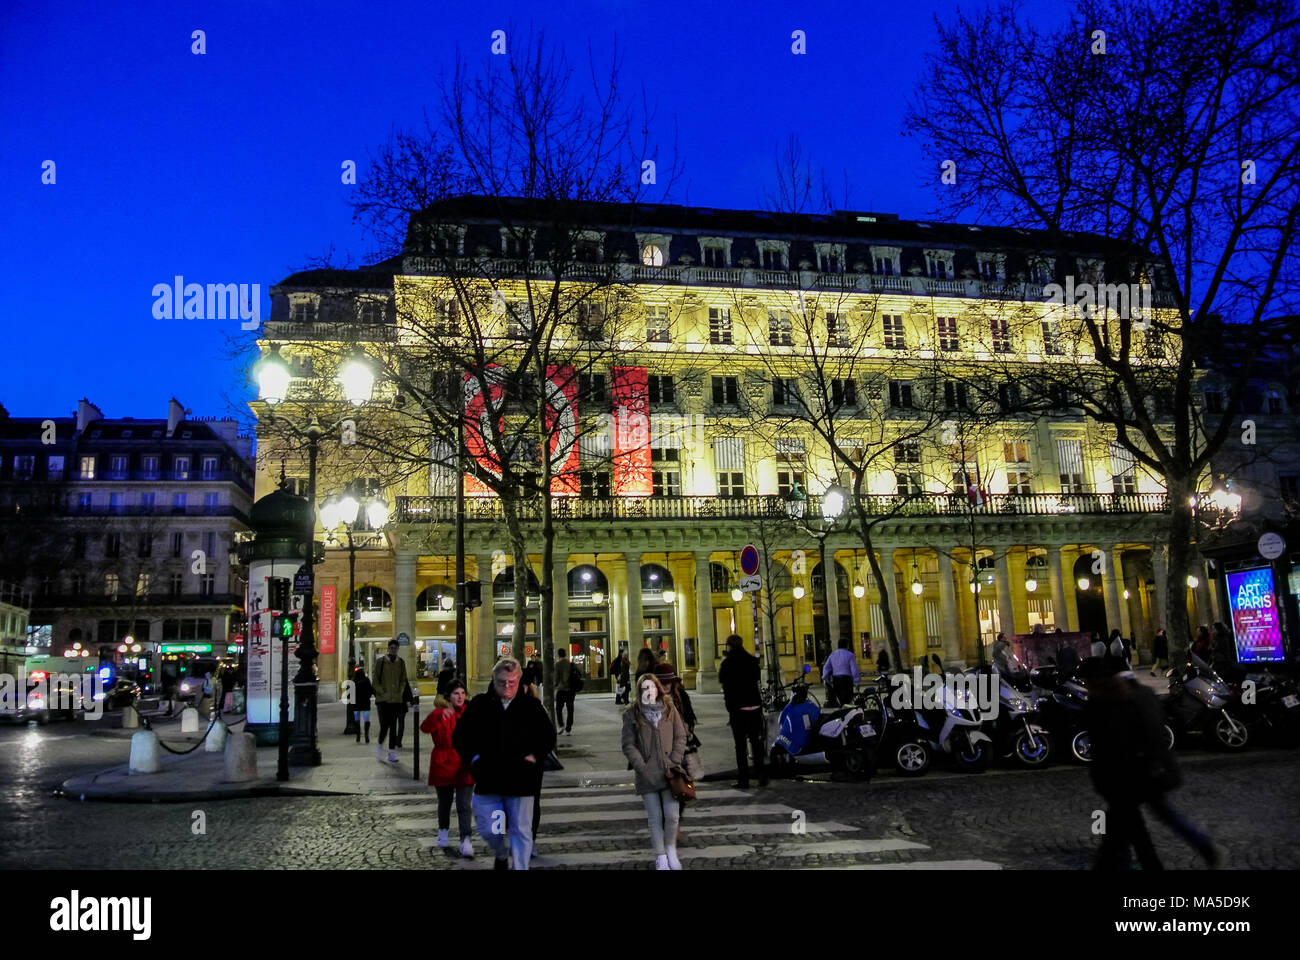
[[1225, 567, 1285, 662], [246, 568, 296, 725]]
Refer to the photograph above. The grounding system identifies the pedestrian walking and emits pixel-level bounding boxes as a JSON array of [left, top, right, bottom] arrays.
[[1107, 628, 1128, 665], [372, 640, 407, 763], [352, 664, 374, 743], [521, 652, 543, 698], [876, 647, 891, 675], [718, 634, 765, 789], [612, 653, 631, 704], [436, 659, 457, 697], [420, 679, 475, 858], [655, 660, 699, 845], [821, 636, 860, 706], [621, 673, 688, 870], [1191, 624, 1213, 662], [634, 648, 657, 687], [452, 658, 555, 871], [1084, 653, 1222, 870], [1150, 628, 1169, 675], [553, 647, 581, 734]]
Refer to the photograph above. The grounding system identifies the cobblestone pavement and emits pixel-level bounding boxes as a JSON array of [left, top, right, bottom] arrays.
[[3, 719, 1297, 870]]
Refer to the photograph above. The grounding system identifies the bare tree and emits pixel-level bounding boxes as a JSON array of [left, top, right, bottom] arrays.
[[906, 0, 1300, 660]]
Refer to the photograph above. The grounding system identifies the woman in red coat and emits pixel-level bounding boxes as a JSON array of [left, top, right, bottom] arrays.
[[420, 681, 475, 858]]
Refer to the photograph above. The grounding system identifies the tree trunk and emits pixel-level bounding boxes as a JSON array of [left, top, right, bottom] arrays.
[[1164, 477, 1196, 666], [539, 492, 557, 726], [502, 510, 530, 664]]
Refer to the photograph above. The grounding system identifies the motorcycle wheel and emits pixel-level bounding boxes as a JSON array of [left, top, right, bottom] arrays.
[[1070, 729, 1093, 763], [953, 733, 990, 773], [842, 748, 875, 781], [1163, 723, 1176, 752], [1012, 729, 1052, 767], [1213, 713, 1250, 751], [768, 746, 793, 774], [894, 741, 930, 776]]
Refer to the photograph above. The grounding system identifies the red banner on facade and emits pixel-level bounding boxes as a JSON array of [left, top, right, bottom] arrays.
[[547, 365, 580, 495], [319, 585, 336, 655], [464, 368, 506, 495], [612, 366, 652, 496]]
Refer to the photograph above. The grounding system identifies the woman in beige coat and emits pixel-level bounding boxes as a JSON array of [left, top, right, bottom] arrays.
[[621, 673, 688, 870]]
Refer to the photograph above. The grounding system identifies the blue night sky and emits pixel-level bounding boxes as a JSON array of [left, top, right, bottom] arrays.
[[2, 0, 1068, 424]]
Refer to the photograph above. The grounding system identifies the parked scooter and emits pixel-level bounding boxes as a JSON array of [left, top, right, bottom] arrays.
[[1161, 653, 1250, 751], [987, 668, 1053, 767], [768, 677, 878, 779], [1235, 669, 1300, 747], [877, 670, 993, 773], [1012, 662, 1095, 763]]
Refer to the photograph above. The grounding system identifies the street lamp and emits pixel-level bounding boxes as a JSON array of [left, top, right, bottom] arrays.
[[256, 344, 292, 405], [320, 483, 389, 734]]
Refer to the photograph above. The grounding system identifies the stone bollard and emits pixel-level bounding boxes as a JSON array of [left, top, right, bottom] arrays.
[[128, 730, 162, 774], [223, 732, 258, 783], [205, 720, 228, 753], [180, 706, 201, 732], [121, 705, 139, 729]]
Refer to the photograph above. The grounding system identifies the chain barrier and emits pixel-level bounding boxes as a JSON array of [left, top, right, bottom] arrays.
[[140, 708, 245, 754]]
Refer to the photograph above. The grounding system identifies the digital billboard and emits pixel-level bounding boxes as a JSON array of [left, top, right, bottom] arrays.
[[1225, 567, 1286, 662]]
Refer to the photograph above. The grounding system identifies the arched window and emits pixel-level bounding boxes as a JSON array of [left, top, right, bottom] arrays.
[[641, 244, 665, 267], [640, 564, 674, 596], [351, 585, 392, 614], [709, 562, 731, 593], [568, 565, 609, 599], [810, 560, 850, 601], [493, 568, 540, 600], [416, 585, 455, 612]]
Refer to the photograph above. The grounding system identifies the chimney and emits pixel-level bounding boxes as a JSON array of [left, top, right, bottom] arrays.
[[167, 398, 188, 437], [76, 398, 104, 434]]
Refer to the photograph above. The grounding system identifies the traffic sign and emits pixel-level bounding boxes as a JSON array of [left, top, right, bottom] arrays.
[[293, 570, 313, 593], [740, 544, 760, 576], [1258, 532, 1286, 560], [739, 574, 762, 593]]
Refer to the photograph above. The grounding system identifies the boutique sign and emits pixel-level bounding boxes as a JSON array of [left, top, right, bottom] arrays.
[[1225, 567, 1286, 662]]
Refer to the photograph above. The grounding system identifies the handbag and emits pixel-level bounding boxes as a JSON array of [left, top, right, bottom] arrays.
[[684, 747, 703, 781], [665, 765, 696, 802]]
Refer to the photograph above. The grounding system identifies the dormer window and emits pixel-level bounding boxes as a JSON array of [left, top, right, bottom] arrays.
[[500, 227, 532, 258], [357, 298, 385, 324], [924, 250, 955, 280], [1077, 257, 1104, 285], [815, 243, 846, 274], [697, 238, 732, 268], [977, 253, 1006, 282], [574, 231, 605, 262], [426, 224, 466, 256], [637, 233, 672, 268], [1027, 256, 1055, 285], [757, 241, 788, 271], [289, 296, 317, 324], [870, 246, 901, 276]]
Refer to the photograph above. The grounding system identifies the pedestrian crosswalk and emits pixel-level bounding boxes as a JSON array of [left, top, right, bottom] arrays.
[[365, 775, 1001, 870]]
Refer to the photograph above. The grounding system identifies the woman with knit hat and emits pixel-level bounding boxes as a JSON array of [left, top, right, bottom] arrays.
[[621, 672, 689, 869]]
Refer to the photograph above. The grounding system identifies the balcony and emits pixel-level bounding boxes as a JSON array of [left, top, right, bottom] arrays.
[[65, 504, 250, 522], [394, 491, 1170, 523]]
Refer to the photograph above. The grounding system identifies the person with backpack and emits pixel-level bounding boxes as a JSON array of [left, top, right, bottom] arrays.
[[372, 640, 407, 763], [553, 647, 583, 735]]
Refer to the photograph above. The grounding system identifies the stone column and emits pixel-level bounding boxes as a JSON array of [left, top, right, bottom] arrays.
[[624, 553, 644, 652], [823, 546, 842, 655], [1101, 544, 1124, 638], [994, 550, 1015, 639], [551, 554, 569, 659], [693, 552, 719, 692], [1049, 546, 1073, 631], [474, 553, 495, 691], [394, 551, 418, 681], [877, 547, 904, 665], [1151, 544, 1170, 633], [936, 550, 961, 665], [1194, 559, 1214, 630]]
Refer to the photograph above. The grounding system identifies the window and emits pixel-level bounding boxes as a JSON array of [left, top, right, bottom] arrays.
[[171, 532, 184, 557], [937, 316, 960, 352], [1007, 470, 1033, 495], [776, 469, 805, 497], [712, 376, 740, 406], [104, 533, 122, 558], [943, 381, 969, 410], [714, 437, 746, 497], [645, 306, 671, 343], [136, 573, 151, 598], [80, 455, 96, 479], [816, 244, 845, 273], [173, 493, 187, 512], [169, 573, 183, 597], [1203, 389, 1224, 414], [978, 254, 1004, 282], [109, 492, 124, 513], [501, 229, 527, 258], [575, 236, 602, 262], [998, 383, 1022, 411], [506, 301, 533, 340], [888, 381, 914, 409], [990, 318, 1012, 353], [708, 307, 733, 345], [1145, 330, 1166, 359], [894, 441, 921, 463], [1109, 442, 1138, 494], [1002, 441, 1029, 464], [1028, 257, 1054, 285], [1004, 441, 1032, 495], [137, 534, 153, 558], [641, 244, 665, 267], [105, 574, 119, 600], [290, 300, 316, 324], [13, 455, 35, 480], [105, 455, 126, 477], [882, 315, 906, 350], [1057, 438, 1086, 493], [77, 492, 93, 512], [768, 310, 793, 346], [173, 456, 190, 479], [433, 298, 459, 336], [925, 251, 953, 279], [772, 377, 801, 407], [140, 492, 156, 509], [1041, 321, 1064, 356], [577, 302, 605, 341], [142, 456, 159, 478], [579, 471, 611, 499], [200, 574, 216, 597], [760, 246, 785, 270], [46, 455, 63, 480], [1267, 392, 1284, 414], [718, 472, 746, 498], [896, 472, 924, 496], [651, 436, 681, 497], [825, 313, 845, 347], [69, 574, 84, 597], [73, 533, 86, 559], [652, 468, 681, 498], [578, 373, 607, 404], [831, 378, 858, 408], [648, 375, 675, 405], [871, 247, 900, 275], [701, 243, 727, 268], [203, 531, 217, 556], [201, 456, 218, 479]]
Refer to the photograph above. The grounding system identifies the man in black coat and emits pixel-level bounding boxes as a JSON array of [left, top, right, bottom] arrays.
[[718, 634, 766, 789], [453, 658, 556, 870]]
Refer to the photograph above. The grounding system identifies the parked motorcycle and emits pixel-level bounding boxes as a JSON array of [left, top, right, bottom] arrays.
[[868, 670, 993, 774], [1009, 663, 1095, 763], [987, 669, 1053, 767], [768, 678, 878, 779], [1235, 669, 1300, 747], [1161, 653, 1250, 751]]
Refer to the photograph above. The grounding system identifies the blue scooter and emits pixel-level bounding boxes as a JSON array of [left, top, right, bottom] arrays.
[[767, 668, 878, 780]]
